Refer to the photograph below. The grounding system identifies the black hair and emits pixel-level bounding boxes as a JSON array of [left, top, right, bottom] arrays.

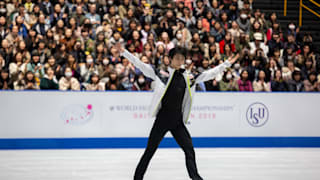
[[168, 47, 187, 59]]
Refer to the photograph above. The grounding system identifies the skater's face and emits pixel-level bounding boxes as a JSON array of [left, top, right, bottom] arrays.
[[170, 54, 185, 70]]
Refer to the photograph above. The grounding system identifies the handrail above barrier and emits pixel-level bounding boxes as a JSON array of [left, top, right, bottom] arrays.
[[284, 0, 320, 26], [299, 0, 320, 26]]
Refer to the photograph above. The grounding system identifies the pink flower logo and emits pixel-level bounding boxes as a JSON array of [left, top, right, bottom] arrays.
[[61, 104, 94, 125]]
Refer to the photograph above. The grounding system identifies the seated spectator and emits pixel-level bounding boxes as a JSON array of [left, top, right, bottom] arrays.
[[287, 70, 305, 92], [13, 71, 26, 90], [33, 14, 50, 36], [210, 22, 225, 42], [267, 33, 283, 56], [219, 70, 239, 91], [249, 32, 269, 56], [105, 70, 125, 90], [205, 78, 220, 91], [80, 54, 99, 82], [17, 40, 31, 63], [271, 69, 288, 91], [0, 69, 13, 89], [24, 71, 40, 90], [249, 20, 265, 42], [27, 51, 45, 81], [5, 25, 23, 51], [236, 10, 250, 34], [301, 58, 316, 80], [220, 44, 235, 61], [156, 31, 175, 53], [40, 67, 59, 90], [44, 56, 61, 78], [9, 52, 27, 81], [132, 74, 150, 91], [228, 21, 243, 41], [219, 32, 236, 54], [197, 58, 210, 73], [253, 70, 271, 92], [127, 30, 144, 53], [237, 70, 253, 91], [304, 71, 320, 92], [85, 73, 105, 91], [59, 67, 80, 90]]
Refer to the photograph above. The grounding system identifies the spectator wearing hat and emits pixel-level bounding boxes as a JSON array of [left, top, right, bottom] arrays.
[[237, 69, 253, 91], [249, 32, 268, 56], [59, 67, 80, 90], [40, 67, 59, 90], [304, 71, 320, 92], [253, 70, 271, 92], [287, 70, 305, 92]]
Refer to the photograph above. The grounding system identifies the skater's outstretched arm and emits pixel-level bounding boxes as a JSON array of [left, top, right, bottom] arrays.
[[115, 43, 157, 80], [195, 54, 239, 84]]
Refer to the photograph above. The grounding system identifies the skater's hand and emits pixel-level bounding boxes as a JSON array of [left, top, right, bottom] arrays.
[[115, 43, 124, 54], [228, 53, 240, 64]]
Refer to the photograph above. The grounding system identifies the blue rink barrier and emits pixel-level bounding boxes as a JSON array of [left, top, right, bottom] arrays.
[[0, 137, 320, 149]]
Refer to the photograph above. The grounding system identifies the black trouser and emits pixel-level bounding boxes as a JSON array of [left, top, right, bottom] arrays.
[[134, 109, 202, 180]]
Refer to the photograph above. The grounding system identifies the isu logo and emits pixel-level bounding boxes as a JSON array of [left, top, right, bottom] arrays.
[[61, 104, 93, 125], [246, 102, 269, 127]]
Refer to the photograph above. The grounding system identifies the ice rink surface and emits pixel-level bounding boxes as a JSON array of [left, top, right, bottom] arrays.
[[0, 148, 319, 180]]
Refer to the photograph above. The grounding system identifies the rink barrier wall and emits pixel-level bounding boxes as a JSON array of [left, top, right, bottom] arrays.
[[1, 137, 320, 149], [1, 91, 320, 149]]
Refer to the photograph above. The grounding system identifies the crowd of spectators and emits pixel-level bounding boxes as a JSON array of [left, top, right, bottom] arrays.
[[0, 0, 319, 92]]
